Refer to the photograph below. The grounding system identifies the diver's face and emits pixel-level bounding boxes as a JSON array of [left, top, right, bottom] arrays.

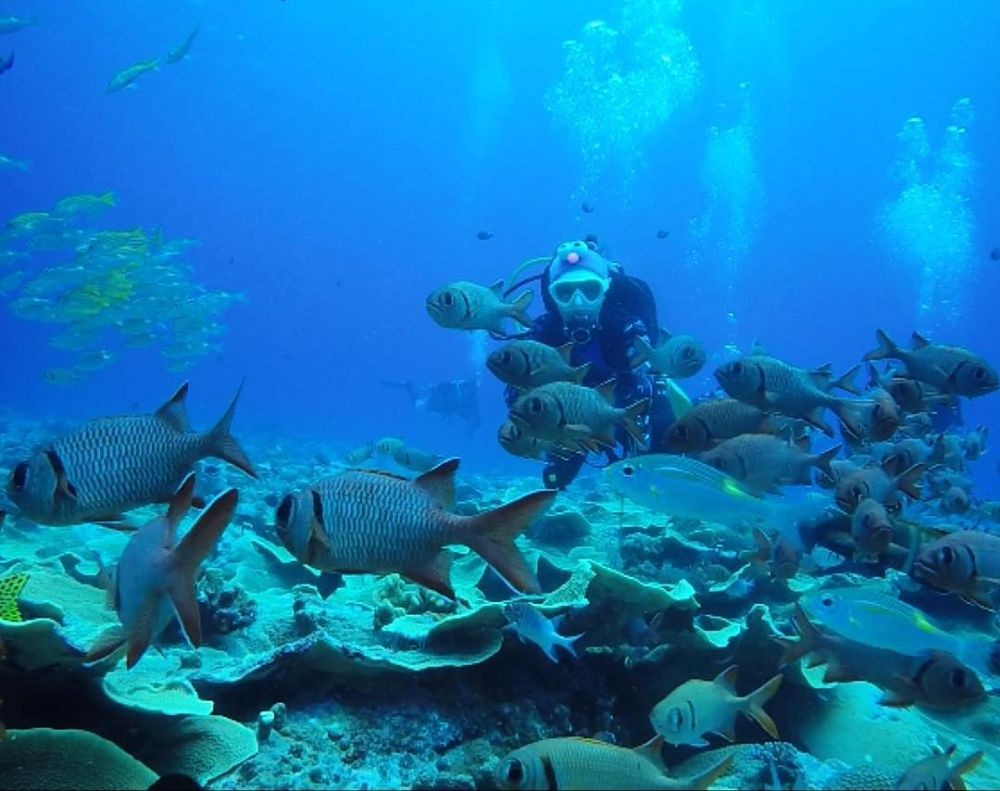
[[549, 274, 608, 326]]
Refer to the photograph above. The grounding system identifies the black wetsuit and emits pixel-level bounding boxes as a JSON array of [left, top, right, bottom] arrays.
[[505, 270, 678, 489]]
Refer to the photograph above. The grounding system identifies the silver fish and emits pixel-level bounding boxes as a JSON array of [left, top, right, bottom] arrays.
[[85, 474, 237, 669], [503, 600, 582, 663], [6, 382, 255, 526], [275, 458, 555, 598]]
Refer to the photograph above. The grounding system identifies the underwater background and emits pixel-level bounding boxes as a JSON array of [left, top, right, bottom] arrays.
[[2, 1, 1000, 789]]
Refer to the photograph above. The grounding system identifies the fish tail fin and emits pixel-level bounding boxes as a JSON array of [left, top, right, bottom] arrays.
[[774, 604, 821, 665], [742, 673, 782, 739], [169, 489, 238, 648], [833, 364, 862, 395], [620, 398, 651, 445], [464, 490, 555, 594], [863, 328, 899, 361], [688, 755, 735, 790], [507, 290, 534, 328], [804, 406, 835, 437], [896, 462, 928, 500], [865, 361, 881, 389], [102, 191, 117, 207], [949, 751, 984, 791], [0, 573, 29, 623], [572, 362, 591, 384], [812, 444, 842, 481], [206, 380, 257, 478], [554, 631, 584, 660]]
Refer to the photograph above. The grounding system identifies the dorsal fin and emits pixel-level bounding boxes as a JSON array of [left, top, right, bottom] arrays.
[[165, 473, 197, 545], [556, 341, 574, 364], [595, 379, 616, 404], [911, 331, 930, 349], [156, 382, 191, 432], [714, 664, 739, 694], [489, 279, 504, 296], [414, 458, 459, 509]]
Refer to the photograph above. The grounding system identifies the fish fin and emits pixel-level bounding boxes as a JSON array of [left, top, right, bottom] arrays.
[[959, 589, 996, 611], [404, 550, 456, 599], [540, 642, 561, 663], [169, 489, 238, 647], [911, 331, 930, 349], [776, 605, 821, 664], [43, 450, 78, 503], [686, 755, 735, 791], [895, 462, 928, 500], [865, 361, 882, 389], [821, 659, 857, 684], [632, 735, 667, 772], [156, 381, 191, 432], [662, 377, 693, 419], [508, 290, 534, 328], [556, 341, 574, 364], [165, 473, 197, 541], [595, 378, 616, 404], [690, 737, 710, 748], [0, 573, 29, 623], [833, 365, 862, 395], [631, 336, 653, 367], [713, 664, 739, 694], [863, 328, 899, 361], [812, 444, 842, 481], [563, 423, 596, 440], [572, 362, 591, 384], [949, 751, 985, 791], [413, 457, 459, 509], [89, 516, 132, 530], [464, 490, 556, 594], [555, 632, 584, 660], [206, 380, 257, 478], [84, 624, 127, 664], [489, 279, 504, 296], [803, 407, 834, 437], [126, 595, 159, 669], [621, 398, 651, 445], [743, 674, 782, 739]]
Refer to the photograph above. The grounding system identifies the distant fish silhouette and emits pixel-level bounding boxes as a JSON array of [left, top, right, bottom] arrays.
[[656, 229, 669, 239], [581, 202, 594, 213], [0, 51, 12, 76], [475, 230, 494, 240], [991, 246, 1000, 261]]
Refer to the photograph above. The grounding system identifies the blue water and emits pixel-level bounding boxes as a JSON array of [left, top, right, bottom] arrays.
[[2, 0, 998, 491]]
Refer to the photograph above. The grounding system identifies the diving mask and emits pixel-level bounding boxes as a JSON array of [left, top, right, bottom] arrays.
[[549, 270, 610, 315]]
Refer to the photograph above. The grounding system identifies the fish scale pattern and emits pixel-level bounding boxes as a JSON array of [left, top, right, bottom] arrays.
[[315, 472, 452, 571], [0, 573, 29, 622], [53, 415, 206, 518]]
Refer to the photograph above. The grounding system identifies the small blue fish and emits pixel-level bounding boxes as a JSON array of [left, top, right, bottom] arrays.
[[504, 601, 583, 663]]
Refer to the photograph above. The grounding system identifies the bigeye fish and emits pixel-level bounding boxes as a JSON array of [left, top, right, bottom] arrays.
[[912, 530, 1000, 610], [494, 737, 733, 791], [650, 665, 782, 747], [426, 279, 533, 335], [498, 420, 571, 462], [699, 433, 841, 493], [850, 498, 895, 562], [85, 474, 237, 669], [834, 458, 926, 514], [107, 58, 160, 93], [275, 458, 554, 599], [166, 25, 199, 64], [6, 382, 255, 526], [503, 601, 582, 663], [895, 745, 984, 791], [864, 329, 999, 398], [604, 454, 831, 531], [964, 425, 988, 461], [714, 355, 861, 436], [777, 600, 987, 709], [487, 340, 590, 390], [662, 398, 777, 454], [632, 330, 706, 380], [510, 381, 648, 453], [838, 387, 900, 446]]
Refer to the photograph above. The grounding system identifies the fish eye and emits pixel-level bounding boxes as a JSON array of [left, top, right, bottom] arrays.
[[863, 513, 877, 530], [683, 346, 695, 359], [940, 546, 955, 567], [821, 594, 834, 607], [275, 495, 295, 534], [501, 351, 512, 364], [10, 462, 27, 492], [668, 707, 684, 729], [441, 292, 454, 306], [731, 361, 744, 375], [675, 425, 689, 439], [622, 464, 636, 477], [973, 367, 986, 381], [948, 667, 967, 688], [501, 758, 525, 785], [528, 398, 542, 414]]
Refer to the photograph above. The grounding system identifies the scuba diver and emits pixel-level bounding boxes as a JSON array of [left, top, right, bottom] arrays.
[[502, 237, 689, 489], [382, 375, 482, 427]]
